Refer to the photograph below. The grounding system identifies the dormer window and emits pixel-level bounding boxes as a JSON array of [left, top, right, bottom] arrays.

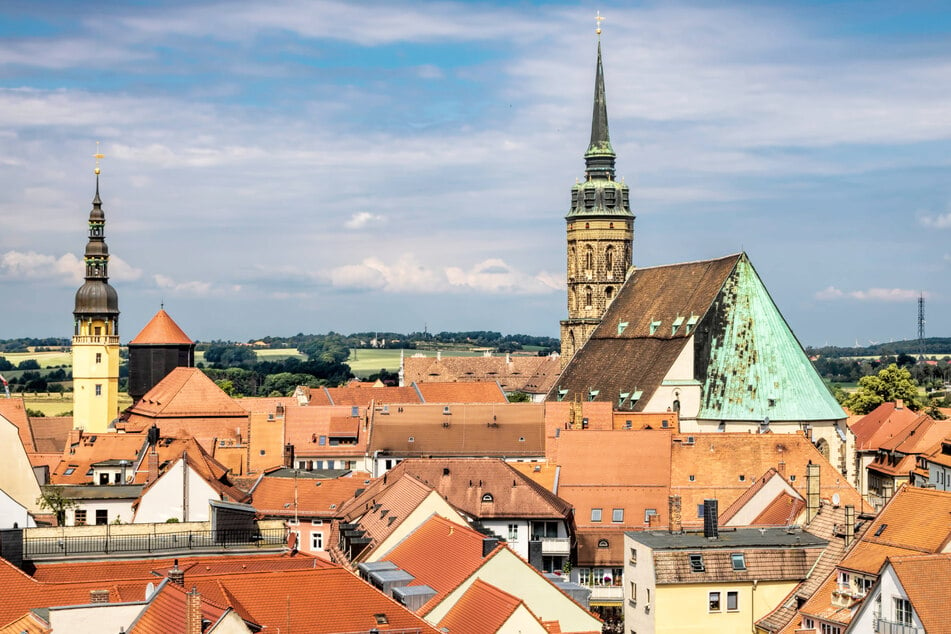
[[689, 554, 705, 573], [482, 493, 494, 503]]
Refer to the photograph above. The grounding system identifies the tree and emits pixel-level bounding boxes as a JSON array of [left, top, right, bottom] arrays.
[[842, 363, 923, 415], [36, 485, 78, 525], [507, 391, 531, 403]]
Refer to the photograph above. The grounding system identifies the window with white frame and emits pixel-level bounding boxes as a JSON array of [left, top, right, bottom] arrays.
[[612, 508, 624, 523], [591, 508, 602, 522], [708, 592, 721, 612], [894, 598, 912, 625], [311, 532, 323, 551], [508, 524, 519, 541], [727, 591, 738, 611]]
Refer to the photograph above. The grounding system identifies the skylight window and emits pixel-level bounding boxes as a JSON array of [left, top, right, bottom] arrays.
[[731, 553, 746, 571], [63, 467, 75, 476], [689, 554, 705, 573], [874, 523, 887, 537]]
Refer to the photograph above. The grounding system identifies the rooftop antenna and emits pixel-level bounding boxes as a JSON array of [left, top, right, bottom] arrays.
[[918, 293, 925, 360]]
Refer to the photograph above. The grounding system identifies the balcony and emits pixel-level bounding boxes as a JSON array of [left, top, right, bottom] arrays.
[[588, 585, 623, 603], [73, 335, 120, 345], [538, 537, 570, 556], [876, 618, 920, 634]]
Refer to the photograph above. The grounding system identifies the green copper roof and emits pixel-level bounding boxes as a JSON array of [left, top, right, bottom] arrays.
[[698, 255, 845, 421], [586, 41, 614, 159]]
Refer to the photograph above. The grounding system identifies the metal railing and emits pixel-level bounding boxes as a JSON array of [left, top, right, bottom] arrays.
[[24, 527, 285, 559], [876, 618, 920, 634], [72, 335, 120, 344], [588, 586, 624, 602]]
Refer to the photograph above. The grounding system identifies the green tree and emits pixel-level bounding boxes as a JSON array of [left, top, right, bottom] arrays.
[[507, 391, 531, 403], [36, 485, 78, 525], [842, 363, 923, 415]]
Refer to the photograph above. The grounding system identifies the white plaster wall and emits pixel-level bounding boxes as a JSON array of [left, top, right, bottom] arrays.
[[847, 565, 925, 634], [0, 416, 42, 512], [624, 535, 657, 634], [69, 498, 135, 525], [498, 603, 549, 634], [0, 488, 35, 528], [425, 547, 602, 633], [47, 603, 143, 634], [481, 519, 529, 559], [210, 610, 255, 633], [722, 476, 801, 527], [642, 339, 701, 420], [133, 460, 218, 523]]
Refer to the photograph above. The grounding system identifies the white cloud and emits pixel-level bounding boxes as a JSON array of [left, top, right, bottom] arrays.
[[344, 212, 385, 230], [445, 258, 563, 294], [153, 274, 240, 296], [920, 212, 951, 229], [815, 286, 925, 302], [0, 251, 141, 284]]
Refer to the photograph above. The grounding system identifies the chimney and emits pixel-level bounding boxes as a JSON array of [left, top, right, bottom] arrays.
[[482, 536, 500, 557], [186, 586, 202, 634], [777, 461, 786, 477], [895, 399, 903, 410], [806, 462, 821, 523], [703, 499, 719, 539], [146, 446, 159, 485], [668, 495, 682, 534], [283, 443, 295, 468], [168, 559, 184, 586], [844, 505, 855, 547], [89, 589, 110, 604]]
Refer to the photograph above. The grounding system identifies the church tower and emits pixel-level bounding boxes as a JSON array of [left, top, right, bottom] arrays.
[[559, 33, 635, 368], [72, 155, 120, 432]]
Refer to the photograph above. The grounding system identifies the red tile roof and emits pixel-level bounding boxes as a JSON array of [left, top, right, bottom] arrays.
[[382, 514, 489, 609], [851, 401, 920, 451], [126, 368, 247, 418], [414, 381, 509, 404], [250, 474, 369, 517], [323, 384, 421, 407], [437, 578, 539, 634], [0, 398, 35, 453], [127, 580, 230, 634], [404, 354, 561, 395], [129, 309, 193, 345], [887, 553, 951, 634]]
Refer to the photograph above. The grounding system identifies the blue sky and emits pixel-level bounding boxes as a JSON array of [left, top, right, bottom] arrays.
[[1, 0, 949, 346]]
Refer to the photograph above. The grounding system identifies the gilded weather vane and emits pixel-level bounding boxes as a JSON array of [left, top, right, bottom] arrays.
[[93, 141, 105, 175], [595, 10, 604, 36]]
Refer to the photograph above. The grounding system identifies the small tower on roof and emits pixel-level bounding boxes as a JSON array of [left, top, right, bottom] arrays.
[[560, 17, 635, 368], [72, 146, 121, 432], [128, 308, 196, 403]]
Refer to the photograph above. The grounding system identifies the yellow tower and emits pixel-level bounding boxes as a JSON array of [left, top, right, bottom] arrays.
[[72, 148, 120, 432]]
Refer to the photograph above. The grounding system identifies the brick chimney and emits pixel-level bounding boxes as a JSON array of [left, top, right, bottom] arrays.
[[89, 589, 110, 604], [806, 462, 821, 523], [895, 399, 904, 410], [668, 495, 682, 534], [844, 505, 855, 547], [186, 586, 202, 634], [146, 446, 160, 485], [168, 559, 184, 586]]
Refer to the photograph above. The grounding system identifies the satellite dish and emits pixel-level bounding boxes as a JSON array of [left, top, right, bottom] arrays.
[[832, 493, 841, 507], [145, 582, 155, 600]]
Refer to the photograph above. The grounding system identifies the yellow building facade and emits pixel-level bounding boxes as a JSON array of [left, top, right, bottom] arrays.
[[72, 172, 120, 433]]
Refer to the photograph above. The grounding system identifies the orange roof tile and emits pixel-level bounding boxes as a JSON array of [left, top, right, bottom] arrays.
[[414, 381, 508, 404], [404, 354, 561, 395], [127, 580, 230, 634], [50, 431, 147, 484], [382, 514, 489, 607], [851, 401, 920, 451], [129, 309, 193, 345], [0, 612, 50, 634], [251, 475, 369, 517], [324, 384, 421, 407], [341, 474, 435, 550], [752, 493, 805, 526], [437, 578, 538, 634], [126, 368, 247, 418], [284, 405, 369, 458], [888, 554, 951, 634], [0, 397, 35, 453], [509, 461, 558, 492]]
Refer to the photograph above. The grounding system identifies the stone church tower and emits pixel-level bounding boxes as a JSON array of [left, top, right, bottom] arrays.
[[559, 39, 635, 368], [72, 162, 120, 432]]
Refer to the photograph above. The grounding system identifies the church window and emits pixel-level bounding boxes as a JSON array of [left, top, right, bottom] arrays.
[[605, 246, 614, 270], [605, 287, 614, 301], [584, 246, 593, 270], [585, 287, 593, 308]]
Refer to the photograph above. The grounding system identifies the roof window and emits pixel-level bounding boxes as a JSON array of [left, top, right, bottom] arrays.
[[689, 554, 705, 573], [587, 389, 599, 402], [874, 523, 887, 537], [64, 467, 75, 476], [731, 553, 746, 570], [482, 493, 494, 503], [557, 388, 568, 402], [408, 436, 415, 443], [598, 539, 610, 548], [671, 316, 684, 336], [649, 320, 662, 336], [617, 321, 629, 335], [374, 614, 388, 625]]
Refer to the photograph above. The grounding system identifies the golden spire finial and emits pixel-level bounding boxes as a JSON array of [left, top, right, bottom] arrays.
[[93, 141, 105, 175], [595, 10, 605, 36]]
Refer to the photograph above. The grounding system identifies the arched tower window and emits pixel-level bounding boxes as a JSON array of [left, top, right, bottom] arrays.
[[569, 247, 576, 278], [815, 438, 830, 460], [605, 246, 614, 271], [585, 286, 593, 308], [605, 286, 614, 301], [584, 246, 594, 271]]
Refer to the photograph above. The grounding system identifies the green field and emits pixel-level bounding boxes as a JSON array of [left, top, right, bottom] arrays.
[[345, 348, 492, 377], [1, 351, 72, 369], [15, 391, 134, 417]]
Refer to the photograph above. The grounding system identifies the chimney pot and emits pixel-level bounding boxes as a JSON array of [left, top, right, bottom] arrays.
[[89, 589, 110, 604], [668, 495, 683, 534]]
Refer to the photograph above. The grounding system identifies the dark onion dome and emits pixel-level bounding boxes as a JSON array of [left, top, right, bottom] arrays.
[[74, 175, 119, 318]]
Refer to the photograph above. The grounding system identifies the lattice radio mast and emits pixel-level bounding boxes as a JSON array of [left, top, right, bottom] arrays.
[[918, 293, 926, 360]]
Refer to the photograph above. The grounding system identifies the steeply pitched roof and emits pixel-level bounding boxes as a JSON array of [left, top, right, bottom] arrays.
[[0, 398, 35, 453], [851, 401, 920, 451], [413, 381, 508, 404], [437, 578, 540, 634], [338, 473, 435, 549], [129, 309, 193, 345], [126, 368, 247, 418], [385, 458, 572, 520], [51, 432, 146, 484], [126, 580, 231, 634], [552, 254, 844, 421], [887, 554, 951, 634]]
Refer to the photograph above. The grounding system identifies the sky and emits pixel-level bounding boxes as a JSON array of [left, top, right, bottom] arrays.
[[0, 0, 949, 346]]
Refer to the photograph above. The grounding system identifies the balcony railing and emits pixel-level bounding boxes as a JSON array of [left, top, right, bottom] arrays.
[[73, 335, 120, 345], [876, 618, 920, 634], [539, 537, 571, 556], [24, 527, 285, 560], [588, 586, 624, 603]]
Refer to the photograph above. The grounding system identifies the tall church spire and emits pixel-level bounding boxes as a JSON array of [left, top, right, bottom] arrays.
[[559, 25, 635, 369], [585, 41, 616, 181]]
